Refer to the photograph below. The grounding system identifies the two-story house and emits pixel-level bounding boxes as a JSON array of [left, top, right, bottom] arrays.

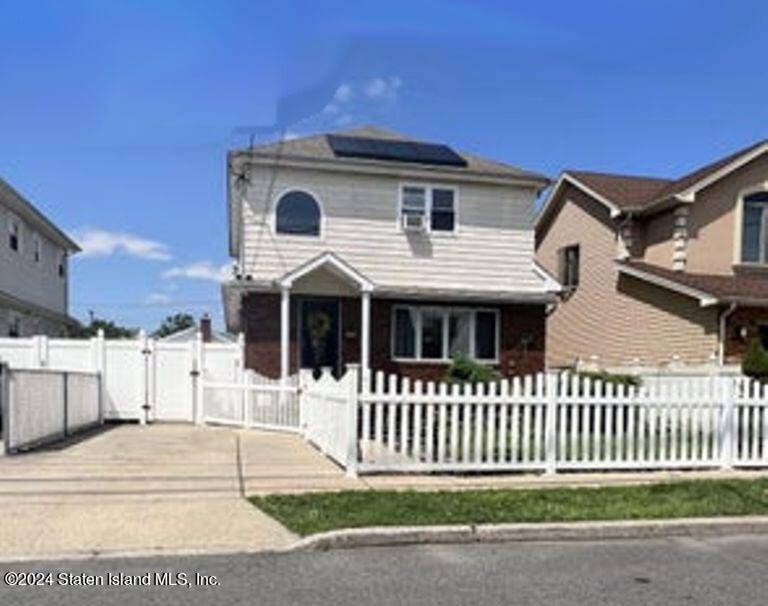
[[222, 127, 559, 382], [0, 177, 80, 337], [536, 139, 768, 371]]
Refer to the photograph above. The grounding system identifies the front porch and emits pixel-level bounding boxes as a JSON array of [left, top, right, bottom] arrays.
[[232, 253, 547, 382]]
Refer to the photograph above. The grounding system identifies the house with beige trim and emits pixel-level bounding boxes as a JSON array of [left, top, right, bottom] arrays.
[[536, 139, 768, 371], [222, 126, 560, 382]]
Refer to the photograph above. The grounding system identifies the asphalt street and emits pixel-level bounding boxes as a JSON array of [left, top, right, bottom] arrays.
[[1, 534, 767, 605]]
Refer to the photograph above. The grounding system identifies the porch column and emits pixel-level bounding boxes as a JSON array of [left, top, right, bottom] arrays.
[[280, 286, 290, 383], [361, 290, 371, 380]]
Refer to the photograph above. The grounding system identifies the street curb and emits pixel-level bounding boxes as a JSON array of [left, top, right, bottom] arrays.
[[289, 516, 768, 551]]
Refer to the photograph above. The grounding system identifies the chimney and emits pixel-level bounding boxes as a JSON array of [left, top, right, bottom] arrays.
[[200, 314, 212, 343]]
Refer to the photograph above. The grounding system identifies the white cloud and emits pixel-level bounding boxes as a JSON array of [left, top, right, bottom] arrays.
[[162, 261, 231, 282], [143, 293, 173, 305], [363, 76, 402, 101], [334, 83, 352, 103], [322, 77, 401, 117], [73, 228, 172, 261]]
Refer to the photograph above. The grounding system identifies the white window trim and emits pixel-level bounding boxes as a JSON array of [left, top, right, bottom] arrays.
[[32, 233, 42, 265], [735, 185, 768, 266], [397, 183, 460, 235], [8, 213, 21, 253], [391, 304, 500, 363], [58, 252, 67, 278], [559, 244, 580, 289], [271, 187, 325, 239]]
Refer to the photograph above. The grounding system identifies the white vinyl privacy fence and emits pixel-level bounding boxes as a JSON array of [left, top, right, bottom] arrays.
[[0, 365, 102, 453], [0, 332, 244, 424]]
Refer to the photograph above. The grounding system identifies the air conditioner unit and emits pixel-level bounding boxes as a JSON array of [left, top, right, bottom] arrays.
[[402, 213, 426, 232]]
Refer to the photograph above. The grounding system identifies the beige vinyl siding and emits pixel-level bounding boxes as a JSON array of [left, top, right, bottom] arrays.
[[536, 184, 718, 368], [239, 166, 545, 293], [685, 153, 768, 275], [640, 209, 675, 269]]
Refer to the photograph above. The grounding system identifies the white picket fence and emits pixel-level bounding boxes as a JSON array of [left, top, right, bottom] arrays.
[[302, 369, 358, 468], [356, 372, 768, 473]]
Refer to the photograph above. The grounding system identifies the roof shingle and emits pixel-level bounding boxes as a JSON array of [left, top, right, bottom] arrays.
[[232, 126, 549, 183], [565, 138, 768, 212], [620, 260, 768, 303]]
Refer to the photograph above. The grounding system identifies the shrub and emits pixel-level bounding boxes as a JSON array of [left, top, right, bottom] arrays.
[[445, 354, 501, 384], [742, 339, 768, 383], [576, 370, 642, 389]]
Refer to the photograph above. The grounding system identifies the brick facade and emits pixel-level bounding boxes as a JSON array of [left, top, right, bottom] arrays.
[[242, 293, 546, 380]]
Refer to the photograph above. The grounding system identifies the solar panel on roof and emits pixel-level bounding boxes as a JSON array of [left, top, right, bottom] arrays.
[[326, 135, 467, 167]]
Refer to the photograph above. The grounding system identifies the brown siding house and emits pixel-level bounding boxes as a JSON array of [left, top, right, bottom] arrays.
[[536, 139, 768, 370]]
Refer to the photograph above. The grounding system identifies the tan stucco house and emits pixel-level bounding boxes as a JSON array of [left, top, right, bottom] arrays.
[[536, 139, 768, 371]]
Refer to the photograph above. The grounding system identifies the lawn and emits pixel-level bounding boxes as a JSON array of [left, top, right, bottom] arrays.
[[251, 479, 768, 536]]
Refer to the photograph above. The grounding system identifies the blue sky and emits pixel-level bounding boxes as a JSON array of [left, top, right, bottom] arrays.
[[1, 0, 767, 331]]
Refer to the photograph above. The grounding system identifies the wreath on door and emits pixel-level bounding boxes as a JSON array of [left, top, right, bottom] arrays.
[[307, 311, 332, 343]]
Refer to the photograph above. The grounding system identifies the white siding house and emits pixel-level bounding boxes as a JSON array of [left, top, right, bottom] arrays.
[[223, 127, 559, 382], [0, 178, 80, 337]]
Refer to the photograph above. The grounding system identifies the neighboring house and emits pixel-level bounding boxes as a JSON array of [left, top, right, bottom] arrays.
[[222, 126, 559, 381], [536, 139, 768, 371], [159, 315, 236, 343], [0, 177, 80, 337]]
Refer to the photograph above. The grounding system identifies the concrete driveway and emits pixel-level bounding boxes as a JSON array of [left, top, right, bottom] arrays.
[[0, 423, 355, 561]]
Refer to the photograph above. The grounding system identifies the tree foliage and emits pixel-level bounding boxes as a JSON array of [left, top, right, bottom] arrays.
[[153, 313, 195, 338], [445, 353, 501, 384], [69, 317, 138, 339]]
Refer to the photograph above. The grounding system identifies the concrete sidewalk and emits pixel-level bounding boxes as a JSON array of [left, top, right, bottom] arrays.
[[1, 423, 767, 561]]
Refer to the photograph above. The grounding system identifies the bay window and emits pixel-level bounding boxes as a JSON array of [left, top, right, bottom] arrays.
[[392, 306, 499, 362]]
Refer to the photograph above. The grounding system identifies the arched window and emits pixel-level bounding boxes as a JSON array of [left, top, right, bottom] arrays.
[[742, 191, 768, 263], [275, 191, 321, 236]]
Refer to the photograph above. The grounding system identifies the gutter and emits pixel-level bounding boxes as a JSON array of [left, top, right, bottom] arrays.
[[718, 303, 738, 366]]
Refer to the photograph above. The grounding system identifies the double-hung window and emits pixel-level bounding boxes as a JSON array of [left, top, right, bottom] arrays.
[[558, 245, 580, 289], [399, 185, 457, 233], [392, 306, 499, 362], [742, 192, 768, 264], [32, 234, 41, 264], [8, 216, 20, 252]]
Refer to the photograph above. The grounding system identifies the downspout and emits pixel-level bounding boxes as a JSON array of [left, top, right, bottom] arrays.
[[718, 302, 737, 366]]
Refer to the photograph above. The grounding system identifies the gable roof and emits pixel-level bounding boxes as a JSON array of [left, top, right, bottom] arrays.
[[230, 126, 549, 185], [278, 251, 374, 292], [0, 178, 80, 252], [565, 171, 673, 211], [537, 139, 768, 231]]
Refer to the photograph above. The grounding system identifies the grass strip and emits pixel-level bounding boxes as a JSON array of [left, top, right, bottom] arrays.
[[250, 479, 768, 536]]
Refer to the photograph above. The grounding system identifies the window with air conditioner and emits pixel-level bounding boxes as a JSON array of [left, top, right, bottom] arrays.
[[399, 185, 457, 233]]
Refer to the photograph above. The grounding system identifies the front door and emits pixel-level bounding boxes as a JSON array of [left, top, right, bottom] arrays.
[[299, 298, 340, 373]]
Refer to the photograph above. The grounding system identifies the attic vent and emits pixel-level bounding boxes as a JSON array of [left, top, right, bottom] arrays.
[[326, 135, 467, 168]]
